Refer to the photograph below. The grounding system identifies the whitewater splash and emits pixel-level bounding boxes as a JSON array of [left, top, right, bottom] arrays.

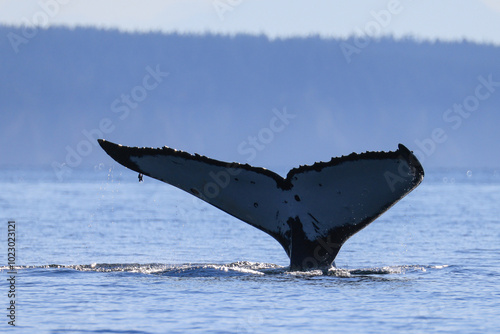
[[0, 262, 449, 278]]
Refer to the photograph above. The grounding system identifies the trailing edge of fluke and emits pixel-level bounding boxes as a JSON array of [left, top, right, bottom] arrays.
[[98, 139, 424, 271]]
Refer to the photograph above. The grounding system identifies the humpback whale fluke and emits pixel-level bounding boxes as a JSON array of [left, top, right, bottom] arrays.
[[98, 139, 424, 271]]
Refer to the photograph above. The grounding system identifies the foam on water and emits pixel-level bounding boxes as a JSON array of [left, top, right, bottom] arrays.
[[0, 262, 450, 278]]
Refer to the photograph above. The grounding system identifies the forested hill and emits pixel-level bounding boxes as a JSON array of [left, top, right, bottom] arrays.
[[1, 26, 499, 171]]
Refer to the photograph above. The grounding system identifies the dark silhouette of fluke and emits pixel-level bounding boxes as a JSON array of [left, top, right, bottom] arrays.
[[98, 139, 424, 271]]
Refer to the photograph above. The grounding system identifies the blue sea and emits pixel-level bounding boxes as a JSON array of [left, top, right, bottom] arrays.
[[1, 167, 499, 333]]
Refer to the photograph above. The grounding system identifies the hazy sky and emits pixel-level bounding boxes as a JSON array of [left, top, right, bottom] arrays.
[[1, 0, 500, 44]]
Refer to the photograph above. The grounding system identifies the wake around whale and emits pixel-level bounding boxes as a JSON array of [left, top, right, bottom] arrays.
[[98, 140, 424, 271]]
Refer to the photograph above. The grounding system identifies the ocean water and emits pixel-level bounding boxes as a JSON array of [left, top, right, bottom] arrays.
[[1, 167, 499, 333]]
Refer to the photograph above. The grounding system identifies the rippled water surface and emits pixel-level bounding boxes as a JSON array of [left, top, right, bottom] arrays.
[[1, 168, 499, 333]]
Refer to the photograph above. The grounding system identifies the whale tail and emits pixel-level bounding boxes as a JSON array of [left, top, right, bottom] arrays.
[[98, 139, 424, 270]]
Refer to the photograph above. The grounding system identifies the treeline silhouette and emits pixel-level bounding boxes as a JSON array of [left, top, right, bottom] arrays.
[[1, 26, 499, 169]]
